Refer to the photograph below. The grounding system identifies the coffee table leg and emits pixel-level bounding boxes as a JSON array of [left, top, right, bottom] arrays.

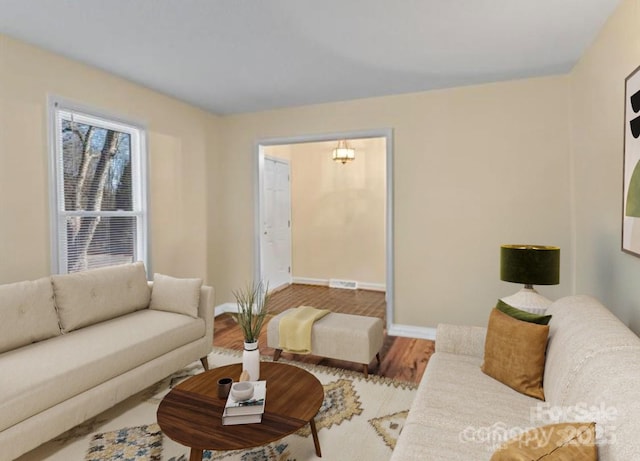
[[189, 448, 203, 461], [310, 418, 322, 457]]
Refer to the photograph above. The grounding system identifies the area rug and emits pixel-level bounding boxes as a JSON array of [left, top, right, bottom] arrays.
[[17, 348, 417, 461]]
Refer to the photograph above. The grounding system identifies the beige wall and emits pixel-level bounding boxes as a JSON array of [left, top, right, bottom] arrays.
[[570, 0, 640, 333], [0, 34, 219, 283], [14, 21, 635, 332], [212, 76, 572, 328], [266, 139, 386, 287], [265, 144, 291, 162]]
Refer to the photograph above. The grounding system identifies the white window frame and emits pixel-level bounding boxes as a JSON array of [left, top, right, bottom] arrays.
[[48, 96, 149, 274]]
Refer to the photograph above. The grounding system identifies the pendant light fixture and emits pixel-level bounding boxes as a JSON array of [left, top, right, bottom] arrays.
[[332, 139, 355, 164]]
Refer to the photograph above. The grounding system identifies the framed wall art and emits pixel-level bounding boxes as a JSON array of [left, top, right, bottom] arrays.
[[623, 64, 640, 257]]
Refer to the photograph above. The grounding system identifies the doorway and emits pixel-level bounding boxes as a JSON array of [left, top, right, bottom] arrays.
[[255, 129, 394, 330]]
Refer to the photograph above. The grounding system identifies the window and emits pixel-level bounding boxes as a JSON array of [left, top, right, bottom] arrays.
[[50, 99, 148, 274]]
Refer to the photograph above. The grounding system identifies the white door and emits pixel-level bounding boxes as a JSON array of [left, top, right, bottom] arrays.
[[261, 157, 292, 291]]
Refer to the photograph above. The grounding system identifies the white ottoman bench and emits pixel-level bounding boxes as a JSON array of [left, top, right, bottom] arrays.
[[267, 309, 385, 377]]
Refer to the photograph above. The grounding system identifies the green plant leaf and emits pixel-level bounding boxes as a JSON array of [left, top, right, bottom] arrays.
[[232, 280, 270, 343]]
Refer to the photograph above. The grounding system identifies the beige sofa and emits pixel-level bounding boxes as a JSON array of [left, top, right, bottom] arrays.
[[0, 262, 214, 461], [392, 295, 640, 460]]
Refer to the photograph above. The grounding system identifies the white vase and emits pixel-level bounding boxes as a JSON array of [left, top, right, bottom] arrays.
[[242, 341, 260, 381]]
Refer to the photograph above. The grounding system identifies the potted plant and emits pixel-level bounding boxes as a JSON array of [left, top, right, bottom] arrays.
[[233, 280, 270, 380]]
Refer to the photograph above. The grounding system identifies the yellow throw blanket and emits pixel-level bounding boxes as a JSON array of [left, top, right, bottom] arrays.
[[278, 305, 330, 354]]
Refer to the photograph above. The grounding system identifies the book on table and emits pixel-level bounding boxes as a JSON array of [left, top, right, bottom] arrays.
[[222, 380, 266, 425], [221, 412, 262, 425]]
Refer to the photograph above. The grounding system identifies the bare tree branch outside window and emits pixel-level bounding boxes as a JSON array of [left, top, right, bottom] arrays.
[[61, 118, 135, 272]]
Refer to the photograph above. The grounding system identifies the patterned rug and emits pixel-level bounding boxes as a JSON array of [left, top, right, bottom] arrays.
[[17, 348, 417, 461], [86, 424, 162, 461]]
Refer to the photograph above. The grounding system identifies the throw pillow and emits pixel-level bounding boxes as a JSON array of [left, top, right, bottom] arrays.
[[491, 422, 597, 460], [0, 277, 61, 353], [481, 308, 549, 400], [496, 299, 552, 325], [52, 262, 151, 333], [149, 273, 202, 318]]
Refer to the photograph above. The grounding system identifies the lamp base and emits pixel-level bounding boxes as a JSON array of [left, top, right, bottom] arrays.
[[500, 287, 552, 315]]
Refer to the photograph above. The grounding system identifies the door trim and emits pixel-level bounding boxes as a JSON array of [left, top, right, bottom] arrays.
[[254, 128, 395, 333]]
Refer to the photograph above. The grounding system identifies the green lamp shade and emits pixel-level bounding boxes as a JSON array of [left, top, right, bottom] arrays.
[[500, 245, 560, 286]]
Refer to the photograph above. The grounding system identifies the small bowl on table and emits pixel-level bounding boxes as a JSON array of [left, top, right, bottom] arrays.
[[230, 381, 254, 401]]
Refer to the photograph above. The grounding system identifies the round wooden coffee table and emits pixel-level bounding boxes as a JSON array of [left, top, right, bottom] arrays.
[[157, 361, 324, 460]]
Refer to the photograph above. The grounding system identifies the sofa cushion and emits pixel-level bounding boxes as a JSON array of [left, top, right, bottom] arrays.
[[0, 277, 61, 353], [481, 308, 549, 400], [149, 273, 202, 318], [0, 309, 205, 432], [51, 262, 151, 332], [559, 348, 640, 460], [392, 352, 540, 460], [490, 422, 597, 460]]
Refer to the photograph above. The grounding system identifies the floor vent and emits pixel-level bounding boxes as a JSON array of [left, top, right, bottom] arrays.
[[329, 279, 358, 290]]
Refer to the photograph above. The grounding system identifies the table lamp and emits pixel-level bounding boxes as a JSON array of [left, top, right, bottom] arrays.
[[500, 244, 560, 314]]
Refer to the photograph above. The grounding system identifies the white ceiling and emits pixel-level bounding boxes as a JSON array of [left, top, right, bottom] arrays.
[[0, 0, 621, 115]]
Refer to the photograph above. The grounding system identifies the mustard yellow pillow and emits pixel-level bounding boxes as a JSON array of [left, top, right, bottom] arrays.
[[481, 308, 549, 400], [491, 422, 598, 460]]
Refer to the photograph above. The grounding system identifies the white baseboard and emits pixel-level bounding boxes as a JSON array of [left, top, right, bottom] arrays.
[[214, 302, 238, 317], [387, 323, 436, 340], [292, 277, 328, 286], [358, 282, 385, 292], [292, 277, 385, 292]]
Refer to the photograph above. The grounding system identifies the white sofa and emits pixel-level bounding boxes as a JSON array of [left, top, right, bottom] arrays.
[[392, 295, 640, 460], [0, 262, 214, 461]]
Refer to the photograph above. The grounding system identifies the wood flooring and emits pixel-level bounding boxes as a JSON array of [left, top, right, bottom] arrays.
[[213, 284, 435, 384]]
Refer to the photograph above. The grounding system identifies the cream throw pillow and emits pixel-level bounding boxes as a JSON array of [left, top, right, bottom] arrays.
[[149, 273, 202, 318], [0, 277, 61, 353], [481, 308, 550, 400], [491, 422, 597, 460], [52, 262, 151, 333]]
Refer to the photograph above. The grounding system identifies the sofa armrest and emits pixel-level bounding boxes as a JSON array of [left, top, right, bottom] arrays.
[[435, 323, 487, 359], [198, 285, 215, 346]]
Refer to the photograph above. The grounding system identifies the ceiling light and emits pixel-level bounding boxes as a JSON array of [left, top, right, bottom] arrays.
[[332, 140, 355, 164]]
